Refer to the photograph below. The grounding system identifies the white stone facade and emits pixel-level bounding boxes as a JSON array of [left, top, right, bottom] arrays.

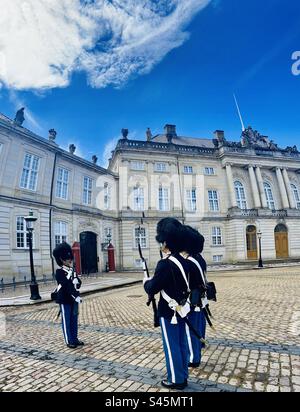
[[1, 115, 300, 280]]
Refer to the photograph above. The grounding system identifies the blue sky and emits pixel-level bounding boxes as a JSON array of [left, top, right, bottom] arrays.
[[1, 0, 300, 165]]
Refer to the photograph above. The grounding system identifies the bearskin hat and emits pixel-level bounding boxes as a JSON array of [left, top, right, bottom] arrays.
[[183, 226, 205, 255], [53, 242, 73, 266], [156, 218, 185, 253]]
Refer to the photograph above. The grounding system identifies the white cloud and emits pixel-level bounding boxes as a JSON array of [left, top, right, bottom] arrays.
[[0, 0, 211, 90]]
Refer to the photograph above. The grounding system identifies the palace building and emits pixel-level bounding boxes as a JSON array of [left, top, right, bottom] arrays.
[[1, 111, 300, 280]]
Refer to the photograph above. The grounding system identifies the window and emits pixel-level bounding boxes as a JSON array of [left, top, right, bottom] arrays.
[[56, 168, 69, 200], [135, 227, 147, 249], [291, 184, 300, 209], [54, 221, 68, 247], [104, 183, 111, 209], [16, 217, 33, 249], [104, 227, 112, 242], [20, 153, 40, 191], [264, 182, 275, 209], [133, 187, 144, 211], [155, 163, 167, 172], [204, 167, 215, 175], [83, 176, 93, 205], [213, 255, 223, 262], [186, 189, 197, 212], [234, 181, 247, 209], [158, 187, 169, 211], [183, 165, 193, 174], [131, 161, 145, 171], [212, 227, 222, 246], [208, 190, 219, 211], [0, 143, 3, 155], [135, 258, 148, 268]]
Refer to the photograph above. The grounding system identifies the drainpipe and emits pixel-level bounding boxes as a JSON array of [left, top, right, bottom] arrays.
[[49, 152, 58, 277], [176, 155, 185, 224]]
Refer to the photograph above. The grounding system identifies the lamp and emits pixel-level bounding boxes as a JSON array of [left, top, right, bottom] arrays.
[[257, 230, 263, 268], [24, 211, 41, 300]]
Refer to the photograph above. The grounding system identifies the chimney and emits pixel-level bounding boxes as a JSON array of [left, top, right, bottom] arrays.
[[164, 124, 177, 143], [214, 130, 225, 143]]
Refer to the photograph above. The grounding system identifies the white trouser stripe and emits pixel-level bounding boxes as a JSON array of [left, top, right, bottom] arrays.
[[61, 305, 69, 345], [185, 323, 194, 363], [161, 317, 176, 383]]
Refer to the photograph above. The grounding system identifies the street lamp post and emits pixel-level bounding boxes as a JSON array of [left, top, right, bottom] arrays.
[[257, 230, 263, 268], [24, 211, 41, 300]]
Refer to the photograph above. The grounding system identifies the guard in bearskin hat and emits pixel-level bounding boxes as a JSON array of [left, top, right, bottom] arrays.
[[53, 242, 84, 349], [182, 226, 208, 368], [144, 218, 190, 390]]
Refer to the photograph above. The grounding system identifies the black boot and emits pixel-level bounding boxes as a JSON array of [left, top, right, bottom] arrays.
[[161, 380, 187, 390]]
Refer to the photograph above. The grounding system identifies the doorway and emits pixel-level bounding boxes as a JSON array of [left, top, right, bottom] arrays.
[[274, 224, 289, 258], [80, 231, 98, 274], [246, 225, 258, 260]]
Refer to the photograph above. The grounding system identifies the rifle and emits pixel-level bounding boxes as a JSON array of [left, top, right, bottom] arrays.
[[139, 213, 160, 328]]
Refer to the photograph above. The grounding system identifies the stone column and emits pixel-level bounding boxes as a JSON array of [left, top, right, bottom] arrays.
[[255, 166, 268, 208], [119, 160, 128, 209], [282, 168, 296, 209], [276, 167, 290, 209], [225, 163, 237, 208], [147, 161, 153, 210], [248, 165, 261, 208]]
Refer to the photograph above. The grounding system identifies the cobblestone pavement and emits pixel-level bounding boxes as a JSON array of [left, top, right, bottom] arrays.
[[0, 266, 299, 392]]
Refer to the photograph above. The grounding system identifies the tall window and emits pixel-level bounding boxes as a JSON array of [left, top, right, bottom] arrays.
[[133, 186, 144, 211], [16, 217, 33, 248], [54, 221, 68, 246], [208, 190, 219, 211], [131, 161, 145, 171], [186, 189, 197, 211], [20, 153, 40, 191], [104, 183, 111, 209], [264, 182, 275, 209], [135, 227, 147, 249], [83, 176, 93, 205], [204, 167, 215, 175], [56, 168, 69, 200], [104, 227, 112, 242], [155, 163, 167, 172], [183, 165, 193, 174], [234, 181, 247, 209], [212, 227, 222, 246], [158, 187, 169, 211], [291, 184, 300, 209]]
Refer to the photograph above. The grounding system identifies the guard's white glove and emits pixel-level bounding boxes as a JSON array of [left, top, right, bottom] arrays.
[[75, 296, 82, 304], [73, 278, 79, 286]]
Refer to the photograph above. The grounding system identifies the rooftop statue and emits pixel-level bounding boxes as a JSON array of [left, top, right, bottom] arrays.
[[14, 108, 25, 126], [121, 129, 129, 139], [241, 126, 279, 150]]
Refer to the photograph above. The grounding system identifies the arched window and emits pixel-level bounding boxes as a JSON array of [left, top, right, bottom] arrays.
[[291, 184, 300, 209], [234, 181, 247, 209], [263, 182, 275, 209]]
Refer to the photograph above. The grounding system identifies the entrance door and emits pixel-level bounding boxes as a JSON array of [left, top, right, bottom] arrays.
[[274, 224, 289, 258], [246, 225, 258, 260], [80, 232, 98, 274]]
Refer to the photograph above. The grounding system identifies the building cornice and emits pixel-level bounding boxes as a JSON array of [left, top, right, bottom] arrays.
[[0, 116, 117, 178]]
